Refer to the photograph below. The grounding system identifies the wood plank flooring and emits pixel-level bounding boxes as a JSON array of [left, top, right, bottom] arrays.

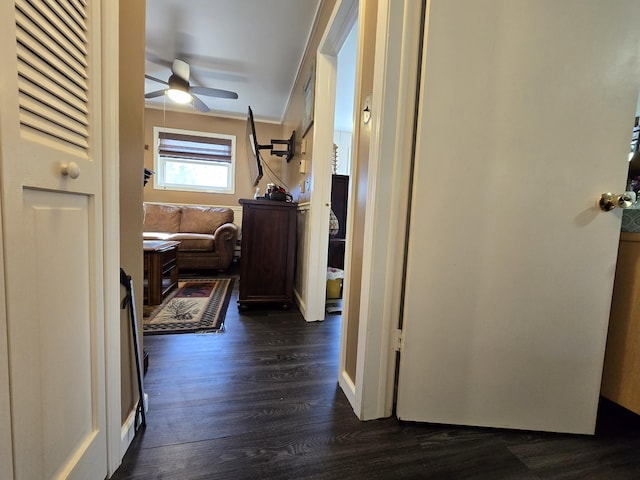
[[112, 277, 640, 479]]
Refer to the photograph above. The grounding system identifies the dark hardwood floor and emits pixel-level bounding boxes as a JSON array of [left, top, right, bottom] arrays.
[[112, 276, 640, 479]]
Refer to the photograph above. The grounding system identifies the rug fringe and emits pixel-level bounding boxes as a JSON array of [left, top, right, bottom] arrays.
[[196, 325, 225, 335]]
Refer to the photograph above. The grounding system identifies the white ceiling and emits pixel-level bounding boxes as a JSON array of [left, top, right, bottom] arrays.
[[145, 0, 322, 123]]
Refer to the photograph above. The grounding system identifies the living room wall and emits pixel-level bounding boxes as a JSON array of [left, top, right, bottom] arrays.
[[276, 0, 338, 316], [281, 0, 337, 203], [144, 107, 286, 207]]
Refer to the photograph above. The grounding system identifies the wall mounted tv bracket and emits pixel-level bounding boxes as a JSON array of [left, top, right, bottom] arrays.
[[257, 130, 296, 163]]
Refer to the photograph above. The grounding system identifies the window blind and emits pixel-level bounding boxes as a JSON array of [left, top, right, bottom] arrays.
[[158, 132, 232, 163]]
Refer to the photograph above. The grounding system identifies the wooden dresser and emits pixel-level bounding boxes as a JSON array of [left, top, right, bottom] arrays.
[[238, 198, 297, 310]]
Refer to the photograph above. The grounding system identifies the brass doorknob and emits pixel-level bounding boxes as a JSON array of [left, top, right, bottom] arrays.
[[599, 192, 636, 211]]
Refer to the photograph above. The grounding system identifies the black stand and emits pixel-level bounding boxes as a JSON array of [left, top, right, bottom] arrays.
[[120, 267, 146, 430]]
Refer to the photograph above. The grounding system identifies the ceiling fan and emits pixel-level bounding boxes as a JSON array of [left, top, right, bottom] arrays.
[[145, 59, 238, 112]]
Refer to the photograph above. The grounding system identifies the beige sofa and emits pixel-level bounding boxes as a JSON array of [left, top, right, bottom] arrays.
[[143, 202, 238, 272]]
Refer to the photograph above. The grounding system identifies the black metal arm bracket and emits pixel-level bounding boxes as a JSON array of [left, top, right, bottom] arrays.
[[257, 130, 296, 163]]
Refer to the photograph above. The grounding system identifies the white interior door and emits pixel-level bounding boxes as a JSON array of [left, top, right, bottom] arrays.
[[396, 0, 640, 434], [0, 1, 108, 477]]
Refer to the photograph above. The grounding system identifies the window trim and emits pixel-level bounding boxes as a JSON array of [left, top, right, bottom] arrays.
[[153, 126, 236, 194]]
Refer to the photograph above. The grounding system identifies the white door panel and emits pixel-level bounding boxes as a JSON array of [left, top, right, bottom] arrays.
[[396, 0, 640, 434], [0, 0, 107, 478], [12, 190, 104, 479]]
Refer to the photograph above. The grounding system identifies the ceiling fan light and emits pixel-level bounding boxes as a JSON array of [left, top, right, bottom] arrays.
[[167, 88, 192, 104]]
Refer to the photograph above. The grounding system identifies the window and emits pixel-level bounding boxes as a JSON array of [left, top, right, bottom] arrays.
[[153, 127, 236, 194]]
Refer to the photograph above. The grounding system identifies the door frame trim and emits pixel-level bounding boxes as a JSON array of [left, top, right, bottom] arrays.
[[102, 0, 122, 475], [351, 0, 423, 419], [0, 179, 14, 480]]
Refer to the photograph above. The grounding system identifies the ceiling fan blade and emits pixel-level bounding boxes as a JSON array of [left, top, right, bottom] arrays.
[[191, 94, 209, 113], [171, 59, 190, 82], [190, 86, 238, 100], [145, 52, 173, 70], [145, 89, 166, 99], [145, 74, 168, 85]]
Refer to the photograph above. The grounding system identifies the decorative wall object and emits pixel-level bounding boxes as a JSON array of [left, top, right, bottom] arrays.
[[332, 143, 338, 174], [302, 63, 315, 138], [329, 209, 340, 237], [143, 167, 154, 186]]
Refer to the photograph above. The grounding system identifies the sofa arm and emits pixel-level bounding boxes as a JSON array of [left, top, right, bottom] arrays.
[[212, 222, 238, 269]]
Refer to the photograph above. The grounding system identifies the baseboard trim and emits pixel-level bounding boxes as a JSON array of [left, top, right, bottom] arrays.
[[293, 287, 308, 320], [338, 369, 358, 415], [120, 409, 136, 457], [120, 393, 148, 458]]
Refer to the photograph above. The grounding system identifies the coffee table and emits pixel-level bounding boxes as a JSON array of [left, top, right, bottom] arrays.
[[143, 240, 181, 305]]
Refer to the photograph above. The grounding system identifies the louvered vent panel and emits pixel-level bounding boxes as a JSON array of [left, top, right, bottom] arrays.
[[15, 0, 90, 153]]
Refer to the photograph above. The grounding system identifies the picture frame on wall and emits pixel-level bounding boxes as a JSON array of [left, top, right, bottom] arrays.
[[302, 64, 315, 138]]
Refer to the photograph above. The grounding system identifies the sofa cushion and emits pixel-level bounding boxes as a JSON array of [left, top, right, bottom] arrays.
[[144, 203, 181, 233], [180, 206, 233, 234], [143, 232, 173, 241], [165, 233, 215, 252]]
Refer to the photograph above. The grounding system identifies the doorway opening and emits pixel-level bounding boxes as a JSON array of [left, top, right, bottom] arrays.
[[303, 0, 358, 325], [326, 21, 358, 317]]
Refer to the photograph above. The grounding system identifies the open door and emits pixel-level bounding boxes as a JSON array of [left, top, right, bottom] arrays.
[[396, 0, 640, 434]]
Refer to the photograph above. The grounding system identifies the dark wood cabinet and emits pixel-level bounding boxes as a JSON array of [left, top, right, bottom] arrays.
[[238, 198, 297, 309], [328, 174, 349, 269]]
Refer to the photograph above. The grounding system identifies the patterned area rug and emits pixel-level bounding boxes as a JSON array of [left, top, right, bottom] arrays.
[[143, 278, 234, 335]]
